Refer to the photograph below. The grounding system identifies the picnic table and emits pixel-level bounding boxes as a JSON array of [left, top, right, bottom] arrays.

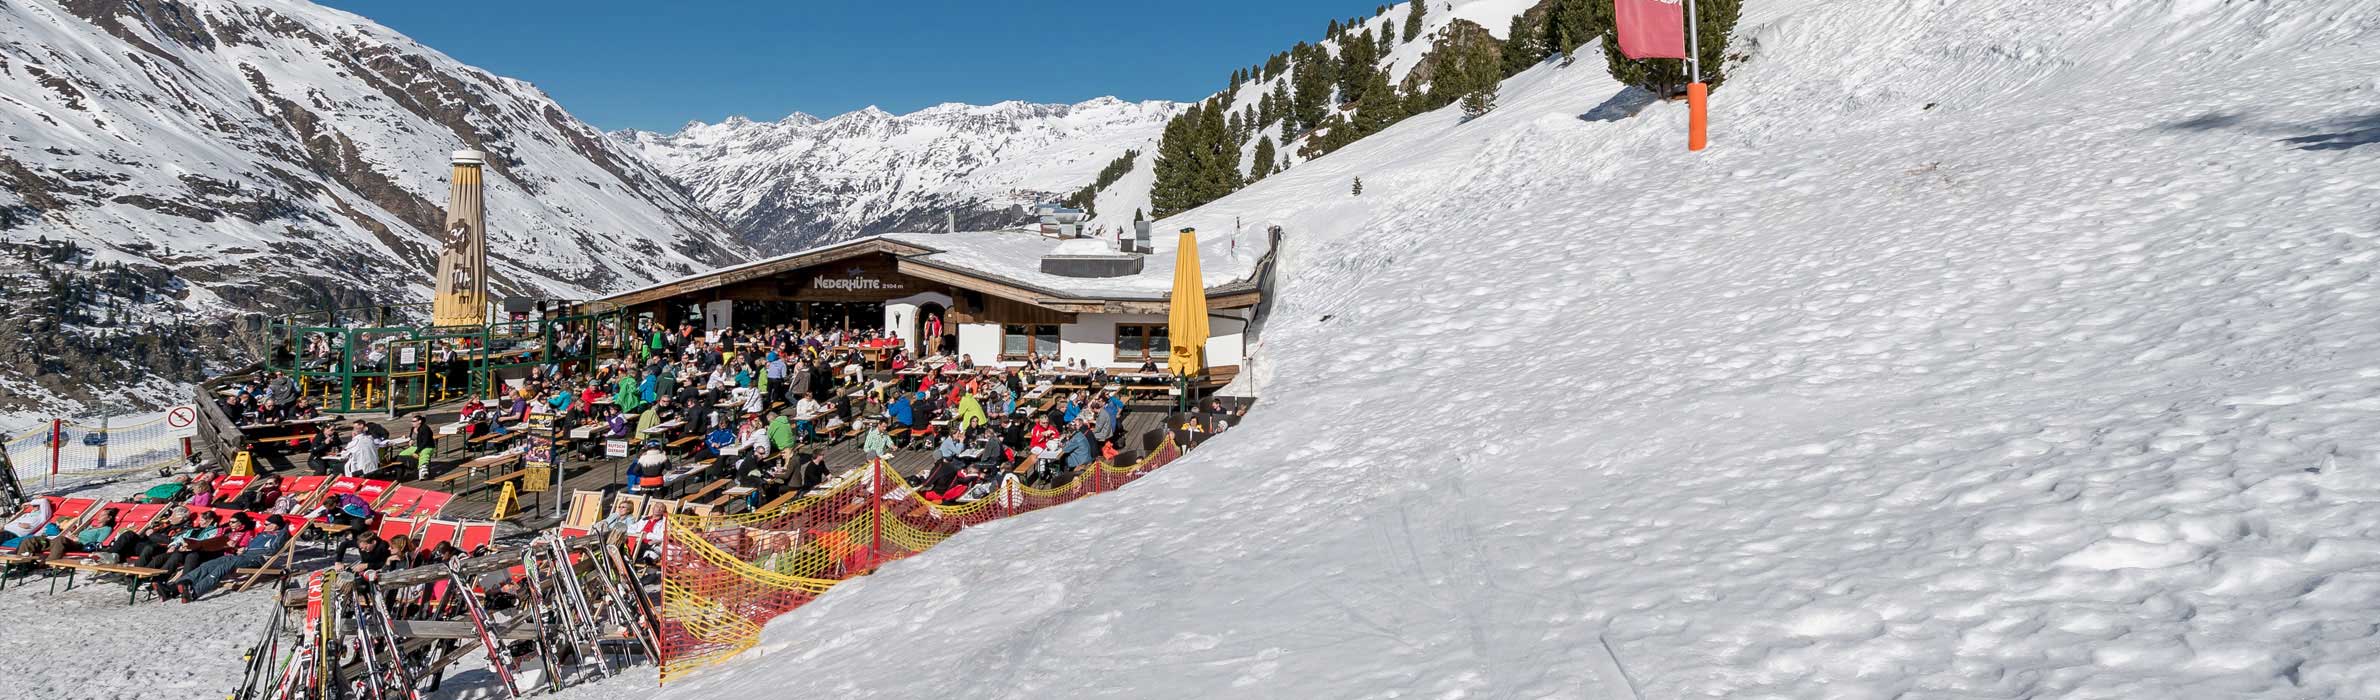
[[568, 424, 603, 440]]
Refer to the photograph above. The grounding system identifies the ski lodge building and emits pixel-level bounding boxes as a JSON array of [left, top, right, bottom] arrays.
[[590, 226, 1278, 383]]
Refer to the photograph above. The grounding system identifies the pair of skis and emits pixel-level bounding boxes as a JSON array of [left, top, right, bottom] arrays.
[[526, 534, 613, 680], [592, 539, 663, 662], [445, 558, 524, 699], [345, 576, 421, 700]]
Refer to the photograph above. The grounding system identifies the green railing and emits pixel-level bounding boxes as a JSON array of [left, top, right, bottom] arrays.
[[256, 304, 643, 415]]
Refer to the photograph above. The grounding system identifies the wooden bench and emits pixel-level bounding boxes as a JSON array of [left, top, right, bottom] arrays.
[[702, 487, 751, 513], [667, 435, 702, 453], [45, 559, 169, 603], [756, 491, 802, 512], [682, 479, 732, 506], [485, 467, 534, 488]]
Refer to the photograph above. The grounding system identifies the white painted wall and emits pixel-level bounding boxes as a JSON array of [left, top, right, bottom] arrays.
[[1060, 313, 1127, 366], [956, 323, 1001, 365], [954, 309, 1252, 369]]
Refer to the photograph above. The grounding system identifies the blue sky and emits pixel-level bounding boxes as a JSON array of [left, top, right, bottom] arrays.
[[320, 0, 1388, 132]]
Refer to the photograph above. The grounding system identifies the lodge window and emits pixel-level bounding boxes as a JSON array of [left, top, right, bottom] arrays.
[[1001, 324, 1060, 359], [1115, 324, 1170, 362]]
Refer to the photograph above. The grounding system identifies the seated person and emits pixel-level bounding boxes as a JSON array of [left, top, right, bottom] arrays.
[[703, 423, 737, 457], [37, 507, 117, 561], [157, 514, 252, 588], [166, 516, 290, 602], [139, 475, 191, 504], [140, 510, 222, 570], [1, 498, 55, 548], [101, 514, 181, 565]]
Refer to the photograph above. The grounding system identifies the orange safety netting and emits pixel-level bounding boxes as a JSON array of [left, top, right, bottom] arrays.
[[656, 435, 1185, 681]]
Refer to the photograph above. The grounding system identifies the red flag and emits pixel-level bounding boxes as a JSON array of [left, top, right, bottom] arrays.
[[1614, 0, 1690, 60]]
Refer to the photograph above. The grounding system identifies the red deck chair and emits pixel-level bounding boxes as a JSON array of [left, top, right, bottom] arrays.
[[353, 479, 394, 506], [453, 522, 497, 554], [94, 503, 168, 549], [1, 498, 88, 553], [412, 520, 461, 553], [211, 476, 254, 503], [282, 476, 330, 510], [407, 491, 454, 518], [326, 476, 367, 496], [47, 498, 100, 527], [377, 487, 447, 518], [374, 516, 424, 544]]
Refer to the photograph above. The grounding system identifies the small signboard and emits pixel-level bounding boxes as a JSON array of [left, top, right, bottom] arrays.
[[164, 405, 200, 438], [605, 439, 629, 458], [522, 412, 557, 493]]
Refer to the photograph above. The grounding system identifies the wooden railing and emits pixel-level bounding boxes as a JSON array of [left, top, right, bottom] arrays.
[[189, 361, 262, 470]]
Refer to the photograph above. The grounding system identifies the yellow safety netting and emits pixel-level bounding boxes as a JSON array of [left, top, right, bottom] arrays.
[[655, 435, 1185, 682]]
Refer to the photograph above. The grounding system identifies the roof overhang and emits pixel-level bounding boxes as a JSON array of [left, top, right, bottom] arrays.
[[597, 237, 940, 308]]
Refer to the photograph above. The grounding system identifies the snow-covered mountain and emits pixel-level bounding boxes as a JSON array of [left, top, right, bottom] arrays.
[[615, 97, 1182, 253], [0, 0, 753, 412], [582, 0, 2380, 699]]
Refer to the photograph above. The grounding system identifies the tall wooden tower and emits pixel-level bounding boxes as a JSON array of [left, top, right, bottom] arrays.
[[431, 149, 490, 327]]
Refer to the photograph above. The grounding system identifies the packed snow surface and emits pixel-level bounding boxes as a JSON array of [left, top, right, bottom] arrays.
[[567, 0, 2380, 698]]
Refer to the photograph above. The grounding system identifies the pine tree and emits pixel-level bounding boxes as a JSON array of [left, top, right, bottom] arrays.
[[1503, 13, 1545, 76], [1257, 90, 1277, 126], [1403, 0, 1426, 41], [1337, 28, 1376, 102], [1148, 104, 1203, 217], [1329, 18, 1342, 36], [1351, 177, 1364, 195], [1383, 18, 1398, 46], [1460, 87, 1496, 120], [1423, 19, 1504, 111], [1544, 0, 1598, 58], [1197, 101, 1243, 200], [1353, 67, 1405, 133], [1250, 136, 1277, 182], [1593, 0, 1743, 95], [1134, 208, 1146, 221], [1289, 43, 1336, 132], [1269, 81, 1292, 125]]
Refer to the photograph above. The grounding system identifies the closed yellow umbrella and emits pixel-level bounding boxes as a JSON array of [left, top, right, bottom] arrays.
[[1166, 228, 1209, 377]]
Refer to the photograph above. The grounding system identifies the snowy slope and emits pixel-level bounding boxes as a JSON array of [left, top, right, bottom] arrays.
[[615, 98, 1183, 252], [0, 0, 752, 410], [584, 0, 2380, 698]]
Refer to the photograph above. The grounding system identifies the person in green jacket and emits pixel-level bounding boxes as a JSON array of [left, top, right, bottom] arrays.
[[766, 413, 796, 453], [633, 404, 662, 442], [141, 475, 191, 504], [953, 392, 989, 433], [613, 373, 643, 415]]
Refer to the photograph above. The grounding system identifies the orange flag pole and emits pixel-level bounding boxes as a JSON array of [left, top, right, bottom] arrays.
[[1685, 0, 1709, 151]]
